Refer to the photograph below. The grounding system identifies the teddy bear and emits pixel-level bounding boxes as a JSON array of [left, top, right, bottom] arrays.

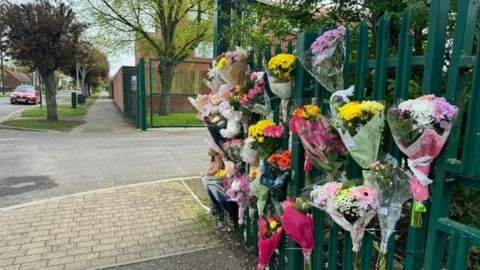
[[207, 148, 224, 176], [219, 106, 242, 138]]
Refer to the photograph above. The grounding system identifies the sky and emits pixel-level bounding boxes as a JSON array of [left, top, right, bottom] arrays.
[[10, 0, 135, 76]]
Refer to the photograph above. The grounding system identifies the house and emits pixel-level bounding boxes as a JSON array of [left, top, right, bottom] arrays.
[[2, 65, 32, 90]]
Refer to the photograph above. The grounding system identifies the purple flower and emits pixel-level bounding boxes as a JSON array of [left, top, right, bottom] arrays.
[[432, 97, 458, 123]]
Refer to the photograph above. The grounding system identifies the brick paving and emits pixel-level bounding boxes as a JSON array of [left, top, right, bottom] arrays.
[[0, 180, 219, 270]]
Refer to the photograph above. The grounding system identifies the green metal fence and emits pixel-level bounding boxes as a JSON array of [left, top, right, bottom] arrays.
[[123, 58, 146, 131], [214, 0, 480, 269], [147, 59, 210, 128]]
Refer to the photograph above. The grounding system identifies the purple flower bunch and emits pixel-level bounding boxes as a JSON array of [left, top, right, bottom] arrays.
[[311, 26, 346, 55], [432, 97, 458, 129], [225, 51, 242, 62]]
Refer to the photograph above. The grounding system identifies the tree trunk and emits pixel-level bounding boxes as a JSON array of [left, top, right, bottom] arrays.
[[157, 62, 176, 116], [87, 84, 91, 96], [40, 71, 58, 122]]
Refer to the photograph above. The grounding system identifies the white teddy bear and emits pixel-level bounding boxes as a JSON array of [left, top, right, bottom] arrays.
[[220, 106, 242, 138]]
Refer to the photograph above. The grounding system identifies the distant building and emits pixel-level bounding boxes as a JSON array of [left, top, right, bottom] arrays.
[[2, 65, 32, 89]]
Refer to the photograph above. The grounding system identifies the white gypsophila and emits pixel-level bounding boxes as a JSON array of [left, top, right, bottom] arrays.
[[231, 180, 240, 192], [410, 99, 434, 118], [399, 99, 414, 111]]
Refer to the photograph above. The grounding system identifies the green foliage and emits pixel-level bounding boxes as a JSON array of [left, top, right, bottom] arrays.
[[21, 105, 88, 118], [148, 112, 202, 127], [2, 119, 82, 131]]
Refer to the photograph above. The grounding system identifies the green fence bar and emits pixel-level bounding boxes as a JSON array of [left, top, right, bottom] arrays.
[[138, 58, 147, 131]]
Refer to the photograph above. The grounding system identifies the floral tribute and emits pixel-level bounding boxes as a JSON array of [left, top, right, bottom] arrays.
[[281, 197, 314, 270], [226, 174, 254, 224], [239, 71, 271, 115], [334, 100, 385, 169], [290, 105, 347, 179], [248, 119, 284, 159], [259, 150, 292, 200], [387, 95, 458, 227], [267, 53, 296, 122], [214, 48, 248, 86], [257, 216, 283, 270], [310, 181, 378, 269]]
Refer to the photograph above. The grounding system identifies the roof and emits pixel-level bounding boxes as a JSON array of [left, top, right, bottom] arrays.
[[3, 65, 31, 83]]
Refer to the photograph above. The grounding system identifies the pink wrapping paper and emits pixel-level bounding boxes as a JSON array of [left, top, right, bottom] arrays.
[[281, 206, 314, 254], [257, 217, 283, 269]]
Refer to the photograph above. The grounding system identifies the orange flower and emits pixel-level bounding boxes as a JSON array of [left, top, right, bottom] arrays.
[[267, 217, 276, 223], [295, 107, 304, 116], [278, 156, 291, 167], [224, 92, 231, 98], [261, 226, 268, 236], [268, 154, 281, 163], [282, 150, 291, 158]]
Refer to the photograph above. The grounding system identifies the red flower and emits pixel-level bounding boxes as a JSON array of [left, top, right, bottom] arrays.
[[203, 116, 209, 122]]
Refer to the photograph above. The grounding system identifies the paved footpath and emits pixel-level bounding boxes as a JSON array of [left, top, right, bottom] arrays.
[[0, 179, 219, 270]]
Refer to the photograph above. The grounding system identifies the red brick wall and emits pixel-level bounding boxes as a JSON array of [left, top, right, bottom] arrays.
[[110, 66, 135, 112]]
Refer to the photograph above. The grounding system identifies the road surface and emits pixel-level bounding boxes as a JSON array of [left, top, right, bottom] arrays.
[[0, 91, 72, 121], [0, 128, 209, 208]]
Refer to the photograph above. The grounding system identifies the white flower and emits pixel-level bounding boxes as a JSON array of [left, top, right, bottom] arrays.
[[399, 100, 414, 111], [231, 180, 240, 192], [411, 100, 434, 118], [416, 115, 433, 128]]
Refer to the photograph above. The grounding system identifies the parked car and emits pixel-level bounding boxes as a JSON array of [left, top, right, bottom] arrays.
[[10, 85, 40, 105]]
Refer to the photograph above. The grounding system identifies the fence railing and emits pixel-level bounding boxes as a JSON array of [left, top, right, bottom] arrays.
[[219, 0, 480, 269]]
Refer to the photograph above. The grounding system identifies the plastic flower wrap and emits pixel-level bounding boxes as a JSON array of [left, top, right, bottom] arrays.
[[214, 48, 248, 86], [248, 119, 284, 159], [311, 181, 378, 268], [259, 150, 292, 201], [241, 137, 259, 167], [239, 71, 271, 115], [226, 174, 254, 224], [387, 95, 458, 227], [267, 53, 295, 121], [257, 216, 283, 270], [249, 169, 269, 214], [290, 105, 348, 179], [223, 139, 244, 165], [363, 160, 411, 270], [333, 101, 385, 169], [204, 108, 228, 152], [281, 197, 314, 270]]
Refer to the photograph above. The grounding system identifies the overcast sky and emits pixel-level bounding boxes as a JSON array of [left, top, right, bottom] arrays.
[[10, 0, 135, 76]]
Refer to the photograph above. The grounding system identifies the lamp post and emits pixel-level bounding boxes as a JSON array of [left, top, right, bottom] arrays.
[[1, 49, 4, 95]]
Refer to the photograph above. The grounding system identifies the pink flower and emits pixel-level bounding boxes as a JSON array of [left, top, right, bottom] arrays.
[[264, 125, 284, 138], [350, 186, 377, 209], [418, 94, 436, 100], [250, 73, 257, 80], [314, 182, 343, 206]]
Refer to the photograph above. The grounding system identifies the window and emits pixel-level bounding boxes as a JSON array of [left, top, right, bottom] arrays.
[[194, 42, 213, 58]]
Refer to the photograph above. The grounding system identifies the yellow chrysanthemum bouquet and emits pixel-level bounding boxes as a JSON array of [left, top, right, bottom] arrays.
[[247, 119, 284, 159], [213, 47, 248, 87], [333, 100, 385, 169], [267, 53, 296, 122]]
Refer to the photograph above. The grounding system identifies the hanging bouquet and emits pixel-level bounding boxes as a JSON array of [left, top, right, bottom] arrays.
[[226, 174, 254, 224], [214, 48, 248, 86], [334, 101, 385, 169], [250, 169, 269, 214], [223, 139, 244, 164], [311, 181, 378, 268], [363, 160, 411, 270], [214, 169, 228, 186], [267, 53, 296, 121], [290, 105, 348, 179], [241, 137, 260, 167], [239, 71, 271, 115], [281, 197, 314, 270], [248, 119, 284, 159], [387, 95, 458, 227], [259, 150, 292, 201], [257, 216, 283, 270]]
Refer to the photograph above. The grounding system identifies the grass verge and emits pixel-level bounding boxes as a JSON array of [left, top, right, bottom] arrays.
[[21, 105, 87, 117], [148, 112, 202, 127], [0, 93, 11, 97], [2, 119, 83, 131]]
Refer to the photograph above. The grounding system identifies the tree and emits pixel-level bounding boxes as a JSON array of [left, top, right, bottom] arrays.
[[76, 42, 109, 97], [0, 0, 85, 122], [86, 0, 213, 115]]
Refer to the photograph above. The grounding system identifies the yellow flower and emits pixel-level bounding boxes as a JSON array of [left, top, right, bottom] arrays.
[[249, 169, 258, 178], [214, 170, 227, 178], [338, 102, 363, 121], [304, 105, 320, 117], [217, 57, 230, 70], [360, 101, 384, 115], [269, 220, 278, 229], [248, 119, 276, 140], [268, 53, 295, 83], [258, 136, 264, 143], [276, 227, 282, 232]]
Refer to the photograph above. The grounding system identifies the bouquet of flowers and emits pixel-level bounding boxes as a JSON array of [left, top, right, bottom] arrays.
[[214, 48, 248, 86], [239, 71, 271, 115], [226, 174, 254, 224], [259, 150, 292, 201], [363, 160, 411, 270], [267, 53, 296, 121], [248, 119, 284, 159], [249, 169, 269, 214], [257, 216, 283, 270], [311, 181, 378, 268], [297, 26, 346, 93], [281, 197, 314, 270], [290, 105, 348, 179], [241, 137, 260, 167], [223, 139, 244, 164], [334, 101, 385, 169], [387, 95, 458, 227]]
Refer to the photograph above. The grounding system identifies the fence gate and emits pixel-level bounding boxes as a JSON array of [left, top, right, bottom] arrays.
[[123, 59, 146, 131], [147, 59, 210, 128]]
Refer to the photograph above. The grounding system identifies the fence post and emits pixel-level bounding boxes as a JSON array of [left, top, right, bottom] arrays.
[[289, 32, 317, 270], [138, 58, 147, 131]]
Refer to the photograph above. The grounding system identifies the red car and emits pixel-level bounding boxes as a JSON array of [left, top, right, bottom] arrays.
[[10, 86, 40, 105]]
